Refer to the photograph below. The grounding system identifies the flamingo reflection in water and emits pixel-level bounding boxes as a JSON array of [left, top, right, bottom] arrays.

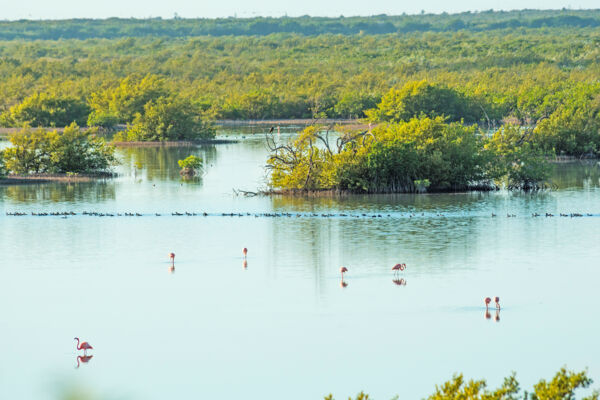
[[243, 259, 248, 269], [340, 278, 348, 288], [75, 355, 94, 369], [484, 309, 501, 322], [392, 278, 407, 286]]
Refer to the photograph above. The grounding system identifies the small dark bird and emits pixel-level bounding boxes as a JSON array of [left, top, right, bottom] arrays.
[[269, 126, 274, 133]]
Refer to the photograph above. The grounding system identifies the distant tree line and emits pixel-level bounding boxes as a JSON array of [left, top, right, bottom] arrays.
[[1, 10, 600, 39]]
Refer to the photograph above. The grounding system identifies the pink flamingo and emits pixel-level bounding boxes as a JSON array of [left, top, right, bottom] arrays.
[[484, 297, 491, 309], [74, 337, 93, 355], [495, 296, 501, 310], [340, 266, 348, 278], [243, 247, 248, 258], [169, 252, 175, 264], [76, 354, 93, 368], [392, 263, 406, 275]]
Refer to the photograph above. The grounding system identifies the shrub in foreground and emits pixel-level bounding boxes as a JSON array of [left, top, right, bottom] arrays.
[[325, 367, 598, 400]]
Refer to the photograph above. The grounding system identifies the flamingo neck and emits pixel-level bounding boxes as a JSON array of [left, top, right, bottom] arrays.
[[75, 338, 81, 349]]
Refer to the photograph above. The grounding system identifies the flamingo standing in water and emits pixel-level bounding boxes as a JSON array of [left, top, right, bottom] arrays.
[[168, 253, 175, 272], [74, 338, 93, 355], [339, 266, 348, 279], [484, 297, 492, 309], [495, 296, 501, 310], [243, 248, 248, 258], [392, 263, 406, 275]]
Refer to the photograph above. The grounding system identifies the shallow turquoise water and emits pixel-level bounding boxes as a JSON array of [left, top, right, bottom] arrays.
[[1, 131, 600, 399]]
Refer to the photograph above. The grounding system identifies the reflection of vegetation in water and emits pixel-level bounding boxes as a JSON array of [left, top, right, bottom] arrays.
[[1, 182, 116, 203], [271, 191, 485, 213], [118, 145, 216, 182], [550, 161, 600, 189]]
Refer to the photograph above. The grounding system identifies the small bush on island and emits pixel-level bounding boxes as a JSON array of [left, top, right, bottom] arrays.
[[1, 123, 116, 175], [178, 155, 203, 177], [324, 367, 598, 400], [266, 117, 549, 193], [113, 96, 215, 142]]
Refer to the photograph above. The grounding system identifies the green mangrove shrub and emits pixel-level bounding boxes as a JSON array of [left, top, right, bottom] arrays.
[[178, 155, 203, 176], [1, 123, 116, 174], [0, 92, 90, 127], [267, 117, 544, 193], [486, 124, 550, 190], [114, 96, 215, 141], [365, 80, 483, 123]]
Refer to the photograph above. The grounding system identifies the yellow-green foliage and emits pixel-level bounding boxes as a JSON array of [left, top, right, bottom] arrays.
[[1, 92, 90, 127], [268, 117, 509, 193], [114, 96, 215, 142], [88, 74, 167, 125], [178, 155, 203, 174], [486, 125, 550, 189], [365, 80, 481, 123], [325, 368, 598, 400], [268, 126, 341, 190], [2, 123, 115, 174]]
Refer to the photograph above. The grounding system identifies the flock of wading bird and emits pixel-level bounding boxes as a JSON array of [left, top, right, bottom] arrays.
[[72, 250, 501, 368]]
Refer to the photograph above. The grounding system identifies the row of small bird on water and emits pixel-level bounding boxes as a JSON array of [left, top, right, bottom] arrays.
[[4, 211, 596, 218], [493, 212, 589, 217]]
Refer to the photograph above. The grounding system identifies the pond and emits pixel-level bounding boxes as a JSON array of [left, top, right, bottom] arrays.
[[1, 128, 600, 399]]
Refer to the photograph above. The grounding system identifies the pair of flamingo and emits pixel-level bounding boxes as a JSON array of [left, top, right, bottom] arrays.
[[484, 296, 501, 310], [339, 263, 407, 278]]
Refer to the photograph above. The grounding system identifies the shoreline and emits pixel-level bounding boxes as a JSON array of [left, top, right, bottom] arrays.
[[215, 119, 365, 127], [0, 173, 115, 185], [112, 139, 236, 147]]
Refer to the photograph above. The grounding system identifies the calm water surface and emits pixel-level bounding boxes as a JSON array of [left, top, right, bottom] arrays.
[[1, 129, 600, 399]]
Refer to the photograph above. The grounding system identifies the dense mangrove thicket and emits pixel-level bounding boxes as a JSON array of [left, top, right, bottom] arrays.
[[0, 123, 115, 175], [266, 117, 549, 193], [0, 11, 599, 150], [325, 367, 599, 400]]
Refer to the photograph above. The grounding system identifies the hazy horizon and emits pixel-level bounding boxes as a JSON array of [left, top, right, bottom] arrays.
[[2, 1, 599, 21]]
